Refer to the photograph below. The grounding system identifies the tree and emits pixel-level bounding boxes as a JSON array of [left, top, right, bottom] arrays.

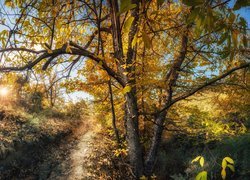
[[0, 0, 249, 178]]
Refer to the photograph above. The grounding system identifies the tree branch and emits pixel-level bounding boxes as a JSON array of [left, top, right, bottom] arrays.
[[0, 40, 125, 87], [157, 62, 250, 114], [0, 48, 66, 72], [0, 48, 46, 54], [69, 41, 125, 86]]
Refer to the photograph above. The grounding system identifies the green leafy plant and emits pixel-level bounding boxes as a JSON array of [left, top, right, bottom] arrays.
[[191, 156, 235, 180]]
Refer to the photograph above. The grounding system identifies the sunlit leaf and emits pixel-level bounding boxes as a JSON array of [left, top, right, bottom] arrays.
[[225, 157, 234, 164], [47, 49, 53, 54], [119, 0, 137, 15], [132, 35, 137, 48], [98, 61, 103, 66], [191, 156, 201, 163], [123, 16, 134, 34], [4, 0, 14, 8], [227, 164, 235, 172], [23, 20, 30, 27], [195, 171, 207, 180], [66, 44, 72, 53], [221, 168, 226, 180], [199, 157, 205, 167], [140, 175, 147, 180], [205, 7, 215, 31], [222, 159, 227, 169], [122, 85, 131, 94]]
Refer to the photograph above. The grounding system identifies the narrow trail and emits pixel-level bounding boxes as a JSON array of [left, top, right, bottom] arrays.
[[67, 131, 94, 179], [47, 121, 96, 180]]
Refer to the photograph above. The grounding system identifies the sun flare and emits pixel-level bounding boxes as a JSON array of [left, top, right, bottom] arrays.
[[0, 87, 9, 96]]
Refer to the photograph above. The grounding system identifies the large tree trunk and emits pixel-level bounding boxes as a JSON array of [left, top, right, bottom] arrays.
[[108, 0, 143, 177], [125, 91, 144, 178]]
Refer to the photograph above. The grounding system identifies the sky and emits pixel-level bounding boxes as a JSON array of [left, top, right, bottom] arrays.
[[229, 1, 250, 27], [0, 0, 249, 102]]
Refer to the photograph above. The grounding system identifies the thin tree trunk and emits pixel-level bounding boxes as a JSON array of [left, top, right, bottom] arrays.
[[141, 46, 146, 136], [108, 79, 121, 146], [50, 87, 54, 107], [98, 0, 121, 147]]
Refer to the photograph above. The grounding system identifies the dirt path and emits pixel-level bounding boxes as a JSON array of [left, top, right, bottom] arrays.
[[47, 121, 96, 180], [67, 131, 94, 179]]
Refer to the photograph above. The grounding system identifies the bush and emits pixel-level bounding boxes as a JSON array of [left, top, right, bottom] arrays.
[[28, 91, 43, 113], [155, 133, 250, 179], [64, 100, 88, 119]]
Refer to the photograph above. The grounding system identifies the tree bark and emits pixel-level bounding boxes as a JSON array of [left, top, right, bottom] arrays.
[[108, 0, 144, 178], [108, 79, 121, 146], [125, 91, 144, 178], [144, 111, 166, 176]]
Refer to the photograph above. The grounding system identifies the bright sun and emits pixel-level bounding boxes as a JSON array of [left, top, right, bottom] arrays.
[[0, 87, 9, 96]]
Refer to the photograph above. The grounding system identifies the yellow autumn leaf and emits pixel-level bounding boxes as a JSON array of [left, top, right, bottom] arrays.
[[151, 174, 157, 179], [123, 16, 134, 34], [66, 44, 72, 53], [23, 21, 30, 26], [5, 0, 14, 8], [227, 164, 235, 172], [98, 61, 103, 66], [132, 35, 137, 48], [139, 175, 147, 180], [119, 0, 137, 15], [221, 168, 226, 180], [123, 72, 129, 75], [225, 157, 234, 164], [122, 85, 131, 94], [195, 171, 207, 180], [191, 156, 201, 163], [199, 157, 205, 167], [47, 49, 53, 54], [222, 159, 227, 169]]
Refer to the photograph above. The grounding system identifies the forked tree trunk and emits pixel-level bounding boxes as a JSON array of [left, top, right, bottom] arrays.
[[144, 33, 189, 176], [144, 111, 167, 176]]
